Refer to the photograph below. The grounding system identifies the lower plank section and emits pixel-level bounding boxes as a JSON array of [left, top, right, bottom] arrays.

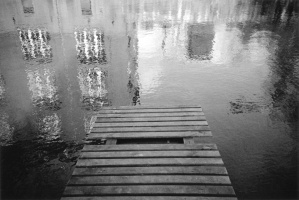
[[68, 175, 231, 185], [73, 166, 228, 176], [76, 158, 224, 167], [63, 185, 235, 196], [62, 197, 237, 200]]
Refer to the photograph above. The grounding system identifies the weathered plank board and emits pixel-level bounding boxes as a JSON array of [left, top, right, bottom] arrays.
[[93, 121, 208, 127], [72, 166, 228, 176], [76, 158, 224, 167], [91, 126, 211, 133], [97, 108, 203, 114], [101, 105, 202, 109], [62, 197, 237, 200], [80, 150, 220, 158], [68, 175, 231, 185], [96, 116, 207, 122], [87, 131, 212, 139], [63, 185, 235, 195], [96, 112, 205, 118], [82, 144, 218, 151]]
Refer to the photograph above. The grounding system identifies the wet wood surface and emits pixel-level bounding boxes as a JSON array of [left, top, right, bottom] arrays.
[[62, 105, 237, 199]]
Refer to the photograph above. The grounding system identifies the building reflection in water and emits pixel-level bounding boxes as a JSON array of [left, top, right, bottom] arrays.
[[81, 0, 92, 15], [75, 28, 109, 110], [36, 112, 61, 142], [78, 67, 108, 110], [74, 28, 107, 65], [18, 28, 52, 63], [127, 23, 141, 106], [21, 0, 34, 14], [187, 23, 214, 60], [26, 68, 61, 111]]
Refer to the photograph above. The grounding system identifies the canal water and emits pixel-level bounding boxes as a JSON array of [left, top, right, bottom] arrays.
[[0, 0, 298, 199]]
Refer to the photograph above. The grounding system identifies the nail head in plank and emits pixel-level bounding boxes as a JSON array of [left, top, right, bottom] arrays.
[[82, 144, 218, 151], [73, 166, 228, 176], [76, 158, 224, 167], [87, 131, 212, 140], [68, 175, 232, 185], [63, 185, 236, 195]]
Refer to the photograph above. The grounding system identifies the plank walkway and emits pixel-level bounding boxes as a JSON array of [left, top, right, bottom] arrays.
[[62, 105, 237, 200]]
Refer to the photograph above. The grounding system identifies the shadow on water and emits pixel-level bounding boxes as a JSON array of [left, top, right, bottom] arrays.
[[0, 0, 298, 199]]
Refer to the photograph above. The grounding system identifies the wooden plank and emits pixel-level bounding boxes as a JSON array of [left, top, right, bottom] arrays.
[[82, 144, 218, 151], [80, 150, 220, 158], [61, 197, 238, 200], [96, 116, 207, 122], [73, 166, 228, 176], [63, 185, 235, 195], [91, 126, 211, 133], [87, 131, 212, 139], [76, 158, 224, 167], [101, 105, 202, 110], [96, 112, 205, 118], [184, 137, 195, 145], [105, 139, 117, 145], [93, 121, 208, 127], [68, 175, 231, 185], [97, 108, 203, 114]]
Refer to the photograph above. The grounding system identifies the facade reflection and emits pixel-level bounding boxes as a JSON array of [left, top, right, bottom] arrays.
[[26, 68, 61, 110], [78, 66, 109, 110], [74, 29, 107, 65], [18, 28, 52, 63]]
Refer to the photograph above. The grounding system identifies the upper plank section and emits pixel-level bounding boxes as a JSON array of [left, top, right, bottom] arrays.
[[89, 105, 211, 140]]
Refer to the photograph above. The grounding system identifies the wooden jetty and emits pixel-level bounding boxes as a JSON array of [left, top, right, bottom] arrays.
[[61, 105, 237, 200]]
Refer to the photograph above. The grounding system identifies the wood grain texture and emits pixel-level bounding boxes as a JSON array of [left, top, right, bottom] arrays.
[[97, 108, 203, 114], [68, 175, 231, 185], [73, 166, 228, 176], [76, 158, 224, 167], [62, 197, 237, 200], [91, 126, 211, 133], [96, 112, 205, 118], [93, 121, 208, 127], [96, 116, 207, 122], [87, 131, 212, 139], [63, 185, 235, 195], [80, 150, 220, 158], [82, 144, 218, 151]]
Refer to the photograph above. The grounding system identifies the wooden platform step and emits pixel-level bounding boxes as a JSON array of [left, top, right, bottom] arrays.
[[62, 144, 236, 199], [61, 105, 237, 199], [88, 105, 211, 140]]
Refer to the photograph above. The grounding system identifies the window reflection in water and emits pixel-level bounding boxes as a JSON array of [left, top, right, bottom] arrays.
[[26, 69, 61, 110], [78, 67, 108, 110], [36, 113, 61, 141], [187, 23, 214, 60], [74, 29, 107, 65], [18, 28, 52, 63], [0, 75, 6, 105]]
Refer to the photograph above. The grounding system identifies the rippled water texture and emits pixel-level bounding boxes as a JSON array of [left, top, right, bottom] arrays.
[[0, 0, 298, 199]]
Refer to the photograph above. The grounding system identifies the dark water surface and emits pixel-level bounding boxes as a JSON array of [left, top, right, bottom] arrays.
[[0, 0, 298, 199]]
